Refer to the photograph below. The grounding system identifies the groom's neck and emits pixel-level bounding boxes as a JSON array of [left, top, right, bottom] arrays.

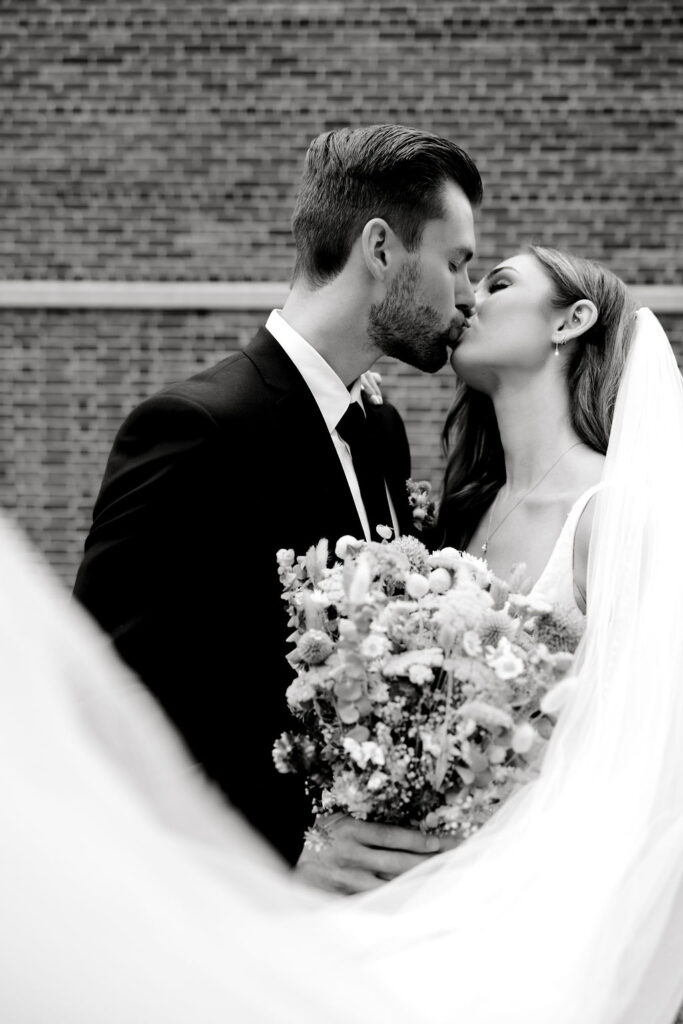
[[281, 279, 378, 386]]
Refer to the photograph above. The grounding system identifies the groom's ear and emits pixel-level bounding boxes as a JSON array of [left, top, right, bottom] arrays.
[[551, 299, 599, 345], [361, 218, 402, 282]]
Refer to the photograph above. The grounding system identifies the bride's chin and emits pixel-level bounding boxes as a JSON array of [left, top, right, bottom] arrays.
[[449, 345, 479, 376], [449, 354, 494, 393]]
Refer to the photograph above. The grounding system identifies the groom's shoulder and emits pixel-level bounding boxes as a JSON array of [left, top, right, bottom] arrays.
[[134, 330, 278, 426]]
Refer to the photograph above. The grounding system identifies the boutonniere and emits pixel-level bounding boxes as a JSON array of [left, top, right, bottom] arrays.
[[406, 478, 437, 532]]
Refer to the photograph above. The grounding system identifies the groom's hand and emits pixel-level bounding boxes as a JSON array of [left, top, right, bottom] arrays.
[[295, 813, 447, 895]]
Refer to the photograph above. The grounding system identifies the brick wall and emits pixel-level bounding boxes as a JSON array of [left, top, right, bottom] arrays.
[[2, 0, 682, 583]]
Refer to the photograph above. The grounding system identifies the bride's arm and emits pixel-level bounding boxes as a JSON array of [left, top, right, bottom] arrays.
[[573, 494, 599, 614]]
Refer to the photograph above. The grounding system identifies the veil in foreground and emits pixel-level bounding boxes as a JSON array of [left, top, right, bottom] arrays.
[[333, 308, 683, 1023], [0, 517, 417, 1023]]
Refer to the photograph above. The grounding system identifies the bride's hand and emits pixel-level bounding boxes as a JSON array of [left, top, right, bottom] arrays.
[[295, 812, 444, 895], [360, 371, 383, 405]]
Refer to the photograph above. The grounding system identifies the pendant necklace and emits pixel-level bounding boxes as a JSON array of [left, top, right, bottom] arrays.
[[481, 441, 583, 558]]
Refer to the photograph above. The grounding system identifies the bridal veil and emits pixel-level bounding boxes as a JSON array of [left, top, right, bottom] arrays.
[[0, 517, 416, 1022]]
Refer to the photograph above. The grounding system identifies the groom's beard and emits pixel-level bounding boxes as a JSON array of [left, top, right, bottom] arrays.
[[368, 258, 459, 373]]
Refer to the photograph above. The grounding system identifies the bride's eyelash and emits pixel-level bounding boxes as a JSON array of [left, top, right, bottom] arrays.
[[488, 278, 509, 293]]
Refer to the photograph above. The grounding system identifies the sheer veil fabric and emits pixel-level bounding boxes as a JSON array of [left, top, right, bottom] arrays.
[[326, 309, 683, 1023], [3, 309, 683, 1023], [0, 518, 417, 1023]]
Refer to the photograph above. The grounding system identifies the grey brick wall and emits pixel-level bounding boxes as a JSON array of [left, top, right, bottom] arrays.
[[1, 0, 681, 583]]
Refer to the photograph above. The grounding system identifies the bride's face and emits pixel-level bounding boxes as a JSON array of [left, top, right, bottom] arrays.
[[449, 253, 558, 392]]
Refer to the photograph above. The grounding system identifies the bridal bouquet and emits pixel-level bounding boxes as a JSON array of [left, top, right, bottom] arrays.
[[273, 533, 579, 841]]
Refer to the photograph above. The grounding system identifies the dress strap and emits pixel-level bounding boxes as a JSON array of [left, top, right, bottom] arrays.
[[528, 483, 604, 613]]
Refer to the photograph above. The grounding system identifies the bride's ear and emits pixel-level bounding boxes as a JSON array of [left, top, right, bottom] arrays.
[[551, 299, 599, 345]]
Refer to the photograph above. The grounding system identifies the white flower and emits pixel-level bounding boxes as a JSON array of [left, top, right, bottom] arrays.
[[459, 700, 514, 731], [408, 663, 434, 685], [285, 675, 317, 708], [343, 737, 386, 768], [428, 547, 463, 572], [368, 679, 390, 703], [276, 548, 295, 567], [360, 633, 392, 661], [366, 770, 389, 792], [458, 551, 493, 586], [509, 592, 554, 616], [429, 567, 452, 594], [335, 535, 362, 560], [328, 774, 372, 816], [419, 731, 443, 758], [488, 744, 507, 765], [462, 629, 483, 657], [338, 619, 358, 641], [405, 572, 430, 599], [376, 524, 393, 540], [382, 647, 444, 679], [316, 570, 346, 606], [295, 629, 334, 665], [434, 577, 492, 633], [347, 552, 373, 604], [541, 675, 579, 716], [511, 723, 537, 754], [486, 636, 525, 680]]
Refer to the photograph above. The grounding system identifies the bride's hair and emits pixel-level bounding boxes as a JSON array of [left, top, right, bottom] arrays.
[[436, 244, 638, 549]]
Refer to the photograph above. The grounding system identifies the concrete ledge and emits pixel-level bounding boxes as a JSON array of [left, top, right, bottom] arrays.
[[0, 280, 681, 312], [0, 280, 292, 310]]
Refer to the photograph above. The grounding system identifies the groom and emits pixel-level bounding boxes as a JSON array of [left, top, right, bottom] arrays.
[[74, 124, 481, 890]]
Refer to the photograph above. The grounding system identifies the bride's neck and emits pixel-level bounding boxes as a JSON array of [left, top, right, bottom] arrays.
[[492, 375, 579, 492]]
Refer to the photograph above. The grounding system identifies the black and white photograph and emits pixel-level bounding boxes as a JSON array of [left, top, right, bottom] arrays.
[[1, 2, 683, 1020]]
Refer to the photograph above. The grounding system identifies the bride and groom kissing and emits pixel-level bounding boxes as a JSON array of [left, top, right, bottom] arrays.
[[73, 123, 654, 898]]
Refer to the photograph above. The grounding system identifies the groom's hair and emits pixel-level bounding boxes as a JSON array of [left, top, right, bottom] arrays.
[[291, 124, 483, 287]]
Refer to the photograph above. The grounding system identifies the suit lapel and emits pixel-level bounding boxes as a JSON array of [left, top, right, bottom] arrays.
[[245, 328, 414, 542], [244, 329, 365, 545]]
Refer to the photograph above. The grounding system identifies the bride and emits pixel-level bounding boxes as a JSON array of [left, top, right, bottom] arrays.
[[2, 246, 683, 1023], [341, 247, 683, 1023]]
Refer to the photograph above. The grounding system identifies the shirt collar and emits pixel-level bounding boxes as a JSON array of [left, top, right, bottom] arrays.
[[266, 310, 363, 432]]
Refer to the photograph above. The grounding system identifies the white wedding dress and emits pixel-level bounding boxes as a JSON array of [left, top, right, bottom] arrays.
[[527, 481, 602, 616], [2, 309, 683, 1023]]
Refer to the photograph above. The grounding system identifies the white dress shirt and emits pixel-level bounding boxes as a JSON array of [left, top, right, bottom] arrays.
[[266, 310, 399, 541]]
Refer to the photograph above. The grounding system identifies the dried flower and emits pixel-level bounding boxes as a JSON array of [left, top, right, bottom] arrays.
[[295, 629, 335, 665], [429, 567, 452, 594], [486, 637, 526, 680], [391, 534, 431, 574], [335, 535, 363, 560], [406, 572, 430, 599]]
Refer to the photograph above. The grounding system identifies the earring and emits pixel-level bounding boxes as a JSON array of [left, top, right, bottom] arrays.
[[554, 342, 560, 357]]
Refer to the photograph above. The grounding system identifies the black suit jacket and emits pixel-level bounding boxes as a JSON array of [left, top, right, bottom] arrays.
[[74, 327, 412, 864]]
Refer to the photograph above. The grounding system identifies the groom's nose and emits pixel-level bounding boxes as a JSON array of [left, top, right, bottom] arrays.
[[455, 278, 475, 318]]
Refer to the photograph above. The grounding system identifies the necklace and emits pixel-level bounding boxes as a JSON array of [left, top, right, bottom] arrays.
[[481, 441, 583, 558]]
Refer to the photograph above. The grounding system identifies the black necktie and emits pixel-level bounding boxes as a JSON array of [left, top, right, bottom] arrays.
[[336, 402, 393, 541]]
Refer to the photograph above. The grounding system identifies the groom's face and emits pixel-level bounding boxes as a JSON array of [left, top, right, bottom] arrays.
[[368, 181, 476, 373]]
